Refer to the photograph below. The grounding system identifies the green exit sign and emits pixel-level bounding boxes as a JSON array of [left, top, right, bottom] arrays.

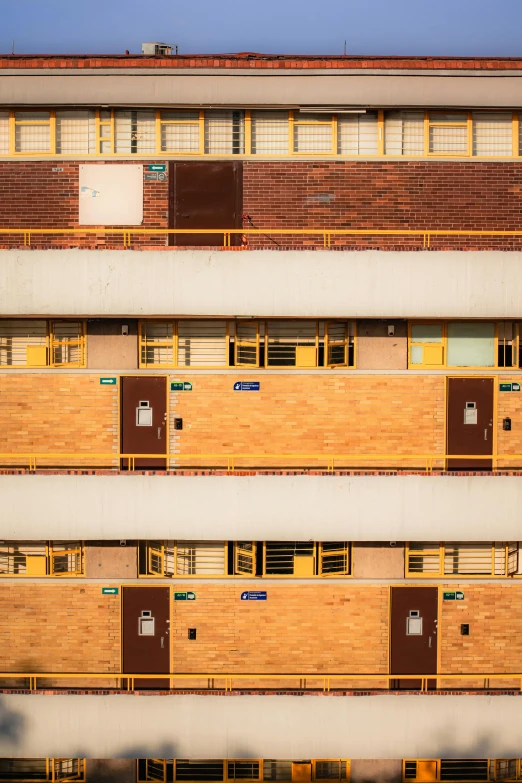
[[171, 382, 192, 391], [100, 377, 117, 385], [101, 587, 119, 595]]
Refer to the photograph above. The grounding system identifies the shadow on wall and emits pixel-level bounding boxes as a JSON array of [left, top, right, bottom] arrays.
[[435, 729, 520, 760], [0, 695, 25, 752]]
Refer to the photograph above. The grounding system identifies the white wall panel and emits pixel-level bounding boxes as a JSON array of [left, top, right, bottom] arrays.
[[79, 165, 143, 226]]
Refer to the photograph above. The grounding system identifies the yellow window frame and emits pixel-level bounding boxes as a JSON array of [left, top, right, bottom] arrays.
[[0, 759, 85, 783], [494, 759, 522, 781], [160, 109, 203, 155], [234, 320, 260, 367], [291, 111, 337, 155], [11, 110, 55, 155], [234, 541, 257, 576], [139, 320, 177, 369], [263, 542, 352, 578], [318, 543, 352, 577], [49, 320, 86, 368], [141, 541, 229, 578], [137, 760, 350, 783], [408, 320, 519, 370], [265, 320, 320, 368], [405, 542, 518, 579], [313, 760, 351, 781], [49, 543, 84, 577], [0, 541, 84, 578], [325, 321, 356, 368], [426, 111, 471, 157]]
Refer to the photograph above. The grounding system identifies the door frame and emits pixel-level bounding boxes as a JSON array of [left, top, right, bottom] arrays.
[[119, 375, 170, 468], [388, 584, 441, 688], [120, 584, 173, 681], [445, 375, 498, 470]]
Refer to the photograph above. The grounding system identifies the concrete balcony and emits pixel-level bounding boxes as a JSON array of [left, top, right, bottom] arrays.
[[1, 249, 522, 319], [0, 693, 521, 758], [0, 472, 521, 541]]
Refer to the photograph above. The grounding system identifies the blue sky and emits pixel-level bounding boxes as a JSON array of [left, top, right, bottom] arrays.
[[0, 0, 521, 56]]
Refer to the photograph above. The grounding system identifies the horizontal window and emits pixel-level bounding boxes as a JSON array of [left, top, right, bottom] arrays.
[[140, 320, 355, 369], [406, 543, 519, 578], [139, 542, 352, 578], [0, 759, 85, 782], [409, 321, 521, 368], [2, 108, 520, 159], [137, 761, 349, 783], [0, 320, 85, 368], [404, 760, 490, 783], [0, 542, 83, 577]]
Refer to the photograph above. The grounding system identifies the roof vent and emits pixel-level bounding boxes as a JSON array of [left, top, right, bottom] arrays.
[[141, 42, 177, 56]]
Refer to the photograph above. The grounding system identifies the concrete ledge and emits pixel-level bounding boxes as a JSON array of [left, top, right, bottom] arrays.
[[0, 473, 522, 540], [1, 250, 522, 318]]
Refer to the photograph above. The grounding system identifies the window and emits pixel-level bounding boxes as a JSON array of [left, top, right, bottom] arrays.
[[428, 113, 469, 156], [494, 761, 522, 781], [251, 111, 289, 154], [0, 111, 9, 154], [409, 321, 521, 368], [337, 113, 378, 155], [293, 113, 333, 154], [137, 761, 349, 783], [404, 760, 490, 783], [264, 542, 351, 577], [235, 321, 260, 367], [0, 542, 83, 577], [114, 110, 156, 154], [14, 112, 51, 153], [56, 111, 96, 155], [384, 112, 424, 156], [0, 759, 85, 782], [0, 320, 85, 368], [406, 542, 519, 578], [97, 109, 113, 154], [472, 112, 513, 157], [160, 111, 200, 153], [266, 321, 318, 367], [142, 541, 227, 577], [205, 110, 244, 155], [139, 321, 229, 368]]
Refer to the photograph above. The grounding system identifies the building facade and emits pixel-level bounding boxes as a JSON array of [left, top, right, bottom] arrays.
[[0, 51, 522, 782]]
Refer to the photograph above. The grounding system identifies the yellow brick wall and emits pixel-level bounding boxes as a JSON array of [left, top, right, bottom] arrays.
[[0, 374, 118, 466], [497, 377, 522, 466], [170, 374, 445, 466], [0, 585, 120, 673]]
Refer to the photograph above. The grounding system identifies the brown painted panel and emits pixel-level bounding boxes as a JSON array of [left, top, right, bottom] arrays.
[[390, 586, 438, 690], [447, 378, 494, 469], [168, 161, 243, 246], [122, 586, 170, 689], [120, 376, 167, 469]]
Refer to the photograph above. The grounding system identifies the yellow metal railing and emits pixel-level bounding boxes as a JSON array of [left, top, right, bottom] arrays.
[[3, 227, 522, 249], [0, 452, 519, 472], [2, 671, 522, 692]]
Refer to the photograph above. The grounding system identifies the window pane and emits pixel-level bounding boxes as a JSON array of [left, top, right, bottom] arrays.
[[0, 111, 9, 154], [473, 112, 512, 156], [294, 114, 332, 153], [0, 319, 47, 367], [447, 322, 495, 367], [177, 321, 227, 367], [175, 541, 226, 575], [0, 759, 48, 780], [251, 111, 288, 154], [384, 111, 424, 155], [338, 112, 378, 155], [429, 114, 468, 155], [411, 324, 443, 343], [15, 112, 51, 153], [56, 111, 96, 154], [175, 761, 224, 781], [205, 110, 244, 154], [115, 110, 156, 153], [161, 111, 199, 153]]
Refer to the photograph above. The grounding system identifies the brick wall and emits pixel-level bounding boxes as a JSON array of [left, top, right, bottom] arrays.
[[170, 374, 445, 467], [497, 377, 522, 466], [0, 584, 120, 673], [0, 374, 118, 466], [2, 160, 522, 250]]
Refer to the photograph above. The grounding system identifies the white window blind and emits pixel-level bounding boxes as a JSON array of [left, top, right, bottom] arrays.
[[429, 113, 468, 155], [0, 111, 9, 154], [115, 110, 156, 154], [56, 111, 96, 154], [177, 320, 228, 367], [15, 112, 51, 153], [472, 112, 512, 156], [384, 111, 424, 155], [161, 111, 199, 153], [251, 111, 289, 154], [338, 112, 378, 155], [204, 110, 244, 154], [294, 114, 333, 153]]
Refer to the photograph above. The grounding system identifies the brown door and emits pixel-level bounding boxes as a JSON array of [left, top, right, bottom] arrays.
[[122, 587, 170, 689], [168, 161, 243, 246], [447, 378, 494, 469], [390, 586, 438, 690], [121, 376, 167, 469]]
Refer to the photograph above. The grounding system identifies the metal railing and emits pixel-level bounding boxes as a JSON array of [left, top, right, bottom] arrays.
[[2, 227, 522, 249], [0, 452, 519, 472], [2, 671, 522, 692]]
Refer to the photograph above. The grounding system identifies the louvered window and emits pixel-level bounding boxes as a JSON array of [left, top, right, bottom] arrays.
[[293, 113, 333, 153], [251, 111, 289, 154], [161, 111, 200, 153], [56, 111, 96, 154], [472, 112, 512, 156], [205, 110, 244, 154], [384, 112, 424, 155], [15, 111, 51, 153], [337, 112, 378, 155]]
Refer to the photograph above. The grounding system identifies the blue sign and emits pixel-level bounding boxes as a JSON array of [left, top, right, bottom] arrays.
[[241, 591, 267, 601], [234, 382, 260, 392]]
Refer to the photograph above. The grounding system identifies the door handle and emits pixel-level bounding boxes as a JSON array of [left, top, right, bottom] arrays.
[[484, 429, 488, 441], [158, 427, 162, 439], [161, 637, 165, 648], [428, 636, 432, 648]]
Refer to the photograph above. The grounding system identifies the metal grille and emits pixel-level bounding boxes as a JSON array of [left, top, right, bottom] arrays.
[[228, 763, 261, 780], [235, 542, 256, 575], [235, 321, 259, 366], [140, 322, 174, 367], [51, 321, 84, 366], [0, 542, 47, 576], [53, 759, 84, 782], [320, 543, 350, 575], [251, 111, 289, 154], [0, 111, 9, 154], [384, 112, 424, 155], [472, 113, 512, 156], [175, 761, 224, 781], [0, 759, 49, 782], [337, 113, 378, 155], [177, 321, 228, 367], [161, 111, 200, 153], [315, 762, 348, 781], [326, 322, 350, 366], [497, 321, 518, 368], [115, 110, 156, 154], [0, 319, 47, 367], [494, 760, 521, 781], [266, 321, 317, 367], [440, 761, 489, 781], [51, 543, 83, 576], [175, 542, 226, 575], [56, 111, 96, 154], [294, 114, 333, 153], [265, 542, 315, 576], [204, 110, 244, 154], [429, 113, 468, 155], [15, 112, 51, 153], [407, 543, 518, 577], [263, 762, 293, 781]]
